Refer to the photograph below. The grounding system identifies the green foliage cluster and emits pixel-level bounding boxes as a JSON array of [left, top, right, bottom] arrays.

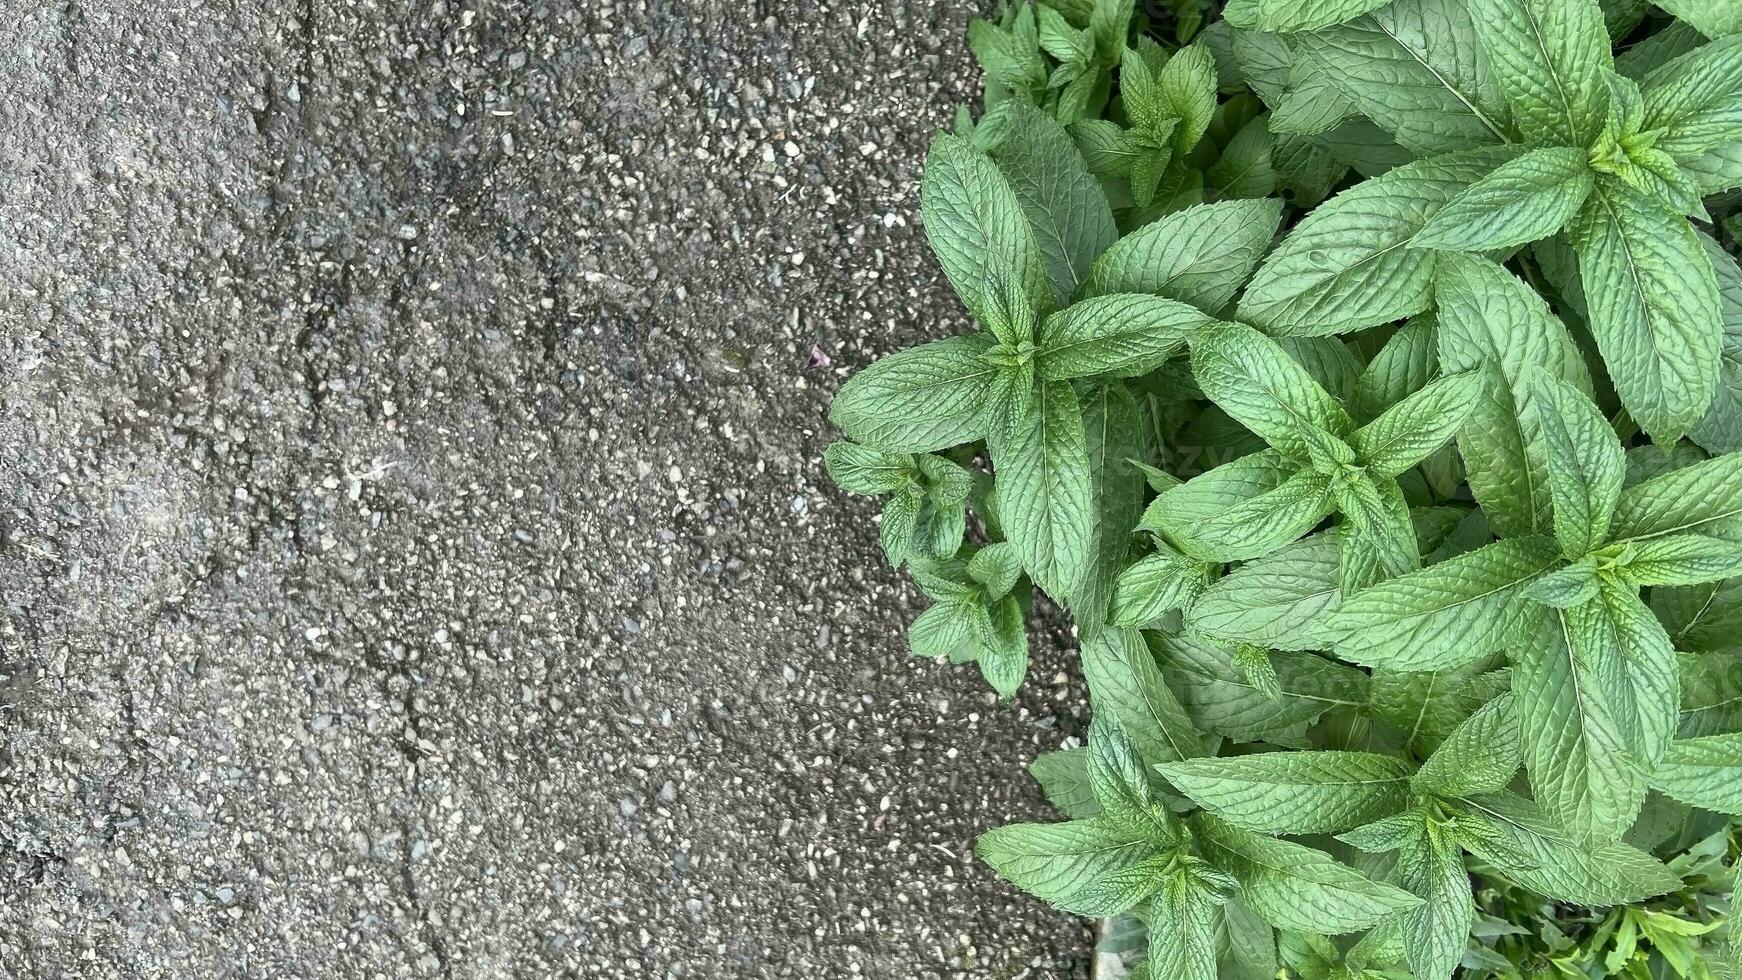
[[824, 0, 1742, 976]]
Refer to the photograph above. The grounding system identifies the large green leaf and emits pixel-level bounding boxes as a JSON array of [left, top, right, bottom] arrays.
[[1412, 692, 1522, 798], [1603, 584, 1680, 767], [1413, 145, 1594, 251], [1082, 627, 1207, 772], [1646, 732, 1742, 814], [1466, 0, 1612, 146], [1030, 748, 1099, 819], [1351, 316, 1437, 423], [1651, 0, 1742, 39], [1158, 750, 1413, 834], [1238, 147, 1513, 336], [1396, 829, 1476, 980], [1609, 451, 1742, 542], [1640, 34, 1742, 161], [1109, 543, 1214, 627], [1294, 0, 1511, 156], [1531, 373, 1625, 558], [1691, 231, 1742, 454], [976, 818, 1157, 914], [1036, 294, 1213, 379], [1569, 175, 1722, 445], [1075, 382, 1147, 635], [1321, 536, 1561, 669], [1192, 814, 1423, 933], [1076, 198, 1285, 312], [1189, 321, 1355, 461], [1186, 530, 1341, 651], [1222, 0, 1396, 32], [1456, 791, 1681, 905], [1515, 606, 1644, 843], [1350, 370, 1483, 478], [989, 380, 1094, 599], [1152, 451, 1337, 561], [1154, 631, 1370, 743], [1142, 862, 1224, 980], [1371, 661, 1510, 755], [830, 334, 1000, 452], [1433, 254, 1593, 537], [921, 135, 1052, 330], [990, 103, 1119, 306]]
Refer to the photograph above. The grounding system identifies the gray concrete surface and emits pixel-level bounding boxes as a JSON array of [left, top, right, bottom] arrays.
[[0, 1, 1095, 977]]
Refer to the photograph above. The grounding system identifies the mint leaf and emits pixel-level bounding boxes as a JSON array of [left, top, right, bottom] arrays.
[[908, 600, 978, 659], [1155, 43, 1219, 153], [1192, 813, 1423, 933], [1532, 372, 1626, 557], [968, 541, 1024, 599], [1602, 584, 1679, 767], [880, 488, 924, 566], [1294, 0, 1512, 156], [1351, 316, 1437, 424], [1143, 860, 1224, 980], [1412, 692, 1522, 798], [1075, 381, 1147, 634], [1322, 537, 1561, 670], [1076, 198, 1284, 312], [1159, 750, 1413, 834], [1414, 145, 1595, 252], [1569, 175, 1723, 445], [830, 334, 1000, 452], [968, 8, 1048, 99], [1652, 576, 1742, 650], [1189, 322, 1356, 462], [1031, 748, 1099, 819], [1089, 717, 1177, 838], [1089, 0, 1133, 64], [976, 818, 1158, 914], [1372, 663, 1510, 755], [1271, 65, 1359, 136], [1652, 0, 1742, 39], [824, 442, 915, 495], [1155, 631, 1370, 743], [1224, 0, 1395, 32], [1081, 627, 1207, 771], [1109, 543, 1214, 626], [1433, 253, 1594, 538], [1238, 147, 1513, 336], [1154, 457, 1335, 561], [1456, 791, 1680, 904], [921, 135, 1052, 334], [1036, 294, 1213, 380], [1614, 532, 1742, 584], [1208, 116, 1278, 200], [1640, 34, 1742, 161], [1186, 530, 1341, 651], [1516, 605, 1644, 843], [1645, 732, 1742, 814], [1467, 0, 1612, 146], [978, 594, 1031, 697], [1218, 897, 1280, 980], [1395, 828, 1477, 980], [991, 102, 1119, 305], [1692, 231, 1742, 453], [990, 380, 1093, 599], [1520, 558, 1601, 607], [1350, 370, 1483, 478], [1609, 450, 1742, 542]]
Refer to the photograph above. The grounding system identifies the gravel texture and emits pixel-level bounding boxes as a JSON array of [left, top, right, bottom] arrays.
[[0, 1, 1093, 977]]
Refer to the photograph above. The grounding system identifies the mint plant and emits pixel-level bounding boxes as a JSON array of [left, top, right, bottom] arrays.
[[826, 0, 1742, 976]]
